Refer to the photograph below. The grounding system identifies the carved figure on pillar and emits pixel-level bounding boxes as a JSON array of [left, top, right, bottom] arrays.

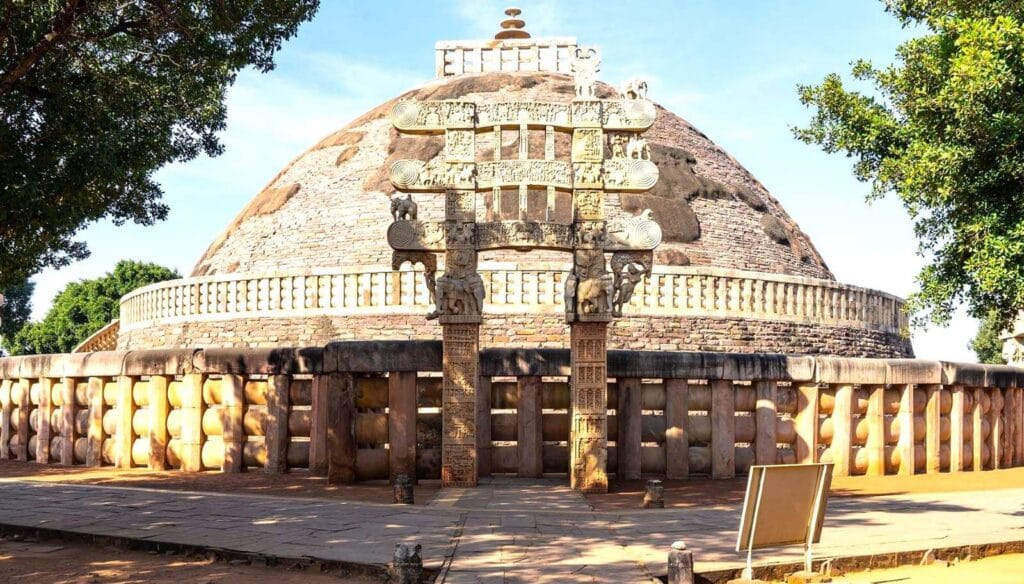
[[571, 47, 601, 100], [431, 249, 484, 321], [573, 249, 613, 317], [609, 251, 652, 316]]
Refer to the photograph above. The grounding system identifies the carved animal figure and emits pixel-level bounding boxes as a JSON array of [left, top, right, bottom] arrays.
[[621, 78, 648, 100], [626, 136, 651, 161], [391, 194, 418, 221]]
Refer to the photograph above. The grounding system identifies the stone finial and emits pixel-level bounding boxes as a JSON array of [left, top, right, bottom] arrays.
[[642, 478, 665, 508], [495, 7, 530, 39]]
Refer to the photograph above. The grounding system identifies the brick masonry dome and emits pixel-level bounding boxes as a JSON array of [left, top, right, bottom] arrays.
[[191, 72, 832, 280], [118, 71, 911, 358]]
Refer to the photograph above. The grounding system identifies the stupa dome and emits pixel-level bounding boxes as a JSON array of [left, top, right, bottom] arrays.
[[191, 72, 830, 280], [118, 50, 910, 358]]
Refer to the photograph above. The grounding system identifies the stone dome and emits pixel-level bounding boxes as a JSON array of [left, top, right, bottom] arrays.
[[190, 72, 832, 280], [117, 71, 911, 358]]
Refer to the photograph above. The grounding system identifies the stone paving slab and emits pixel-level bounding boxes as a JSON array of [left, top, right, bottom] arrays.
[[0, 481, 463, 574], [0, 479, 1022, 583]]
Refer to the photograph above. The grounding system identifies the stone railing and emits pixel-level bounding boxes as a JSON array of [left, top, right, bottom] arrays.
[[0, 343, 1020, 481], [435, 37, 579, 77], [119, 266, 908, 335]]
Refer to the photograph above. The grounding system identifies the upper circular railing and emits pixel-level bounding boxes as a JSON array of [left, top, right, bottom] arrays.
[[119, 265, 908, 335]]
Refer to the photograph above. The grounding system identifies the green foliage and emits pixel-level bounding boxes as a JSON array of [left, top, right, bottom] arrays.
[[0, 280, 34, 355], [795, 0, 1024, 333], [970, 310, 1008, 364], [10, 260, 178, 355], [0, 1, 319, 292]]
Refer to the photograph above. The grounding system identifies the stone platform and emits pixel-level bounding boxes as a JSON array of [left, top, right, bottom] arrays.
[[0, 478, 1021, 583]]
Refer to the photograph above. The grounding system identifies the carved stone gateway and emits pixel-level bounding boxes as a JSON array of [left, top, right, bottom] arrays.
[[387, 15, 661, 490]]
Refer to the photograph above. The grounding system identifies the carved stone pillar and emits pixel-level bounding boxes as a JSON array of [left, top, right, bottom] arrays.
[[441, 317, 479, 487], [569, 320, 609, 493]]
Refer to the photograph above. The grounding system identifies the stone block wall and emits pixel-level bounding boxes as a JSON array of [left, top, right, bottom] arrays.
[[117, 313, 912, 358]]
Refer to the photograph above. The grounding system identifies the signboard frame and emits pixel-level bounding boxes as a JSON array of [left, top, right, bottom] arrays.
[[736, 463, 833, 576]]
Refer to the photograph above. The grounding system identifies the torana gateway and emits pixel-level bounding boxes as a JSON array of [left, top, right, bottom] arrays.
[[3, 12, 1022, 492]]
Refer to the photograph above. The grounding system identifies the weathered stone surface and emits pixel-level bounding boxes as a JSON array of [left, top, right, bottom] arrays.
[[324, 341, 442, 373], [815, 356, 887, 384], [119, 306, 913, 358]]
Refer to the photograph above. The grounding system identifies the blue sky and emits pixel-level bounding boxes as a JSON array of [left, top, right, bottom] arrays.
[[29, 0, 979, 361]]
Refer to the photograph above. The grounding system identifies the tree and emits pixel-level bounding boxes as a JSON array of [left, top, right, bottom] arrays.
[[10, 260, 178, 355], [0, 280, 34, 355], [794, 1, 1024, 332], [0, 1, 319, 293], [969, 310, 1008, 364]]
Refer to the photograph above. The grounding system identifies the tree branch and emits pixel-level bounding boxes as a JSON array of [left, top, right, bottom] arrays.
[[0, 0, 89, 95]]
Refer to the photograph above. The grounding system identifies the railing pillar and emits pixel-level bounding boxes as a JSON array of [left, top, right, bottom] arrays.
[[327, 373, 356, 483], [309, 374, 329, 476], [0, 379, 11, 460], [1015, 388, 1024, 467], [753, 381, 776, 467], [264, 374, 290, 474], [617, 377, 642, 481], [517, 375, 543, 478], [710, 380, 735, 479], [794, 383, 819, 465], [972, 388, 983, 471], [389, 371, 418, 483], [897, 384, 916, 475], [180, 373, 205, 472], [991, 389, 1003, 469], [36, 378, 53, 464], [924, 384, 941, 474], [15, 379, 29, 461], [831, 384, 854, 477], [949, 386, 965, 472], [148, 375, 170, 471], [221, 374, 244, 473], [115, 376, 135, 469], [665, 379, 689, 479], [866, 384, 886, 476], [477, 375, 493, 478], [60, 378, 77, 466], [86, 377, 105, 467]]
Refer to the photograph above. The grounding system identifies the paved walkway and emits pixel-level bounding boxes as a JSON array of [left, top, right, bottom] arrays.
[[0, 478, 1021, 583]]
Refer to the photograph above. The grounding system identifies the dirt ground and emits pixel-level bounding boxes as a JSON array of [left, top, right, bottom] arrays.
[[838, 552, 1024, 583], [0, 536, 379, 583], [0, 459, 440, 505], [585, 466, 1024, 511]]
